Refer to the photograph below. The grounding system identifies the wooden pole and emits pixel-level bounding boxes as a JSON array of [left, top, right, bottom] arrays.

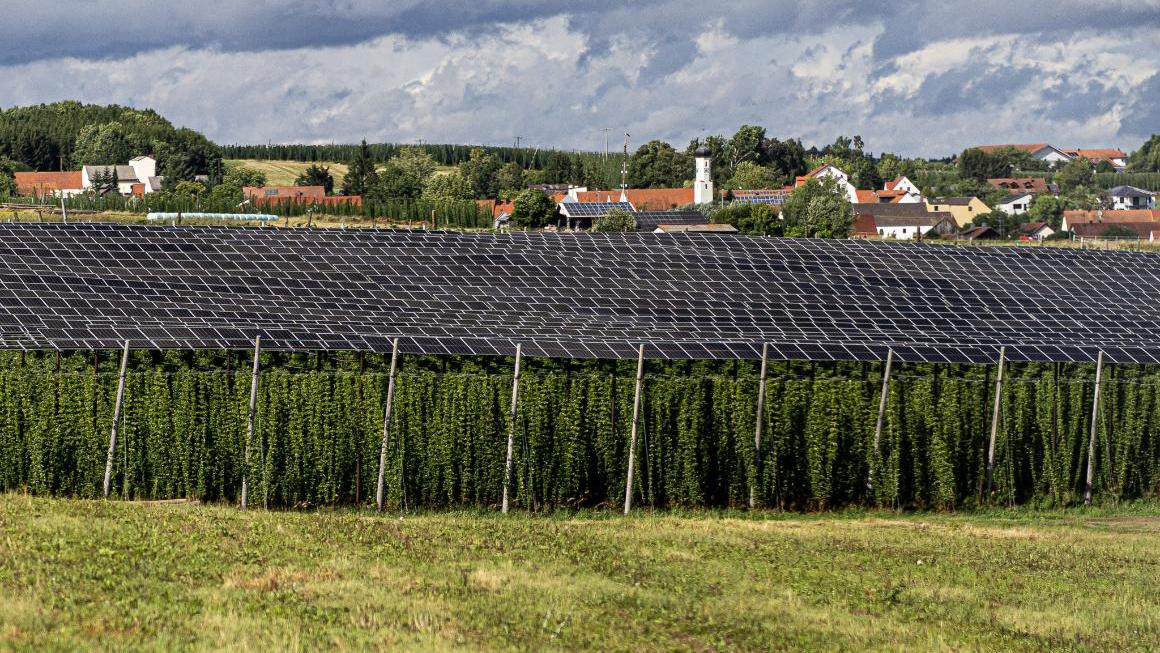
[[984, 346, 1006, 498], [501, 344, 522, 514], [623, 344, 646, 515], [375, 339, 400, 512], [750, 343, 769, 509], [868, 348, 894, 494], [102, 340, 130, 499], [240, 336, 261, 509], [1084, 350, 1105, 506]]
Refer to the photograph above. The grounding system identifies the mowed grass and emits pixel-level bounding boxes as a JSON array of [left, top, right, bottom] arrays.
[[0, 496, 1157, 652], [226, 159, 350, 188]]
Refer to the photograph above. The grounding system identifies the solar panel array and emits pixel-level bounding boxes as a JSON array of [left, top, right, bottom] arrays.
[[632, 211, 709, 231], [1, 223, 1159, 364], [733, 190, 790, 205], [559, 201, 635, 217]]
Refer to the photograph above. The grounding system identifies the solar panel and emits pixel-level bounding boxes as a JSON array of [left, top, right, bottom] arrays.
[[559, 201, 635, 218], [632, 211, 708, 231], [733, 190, 789, 205], [0, 223, 1158, 363]]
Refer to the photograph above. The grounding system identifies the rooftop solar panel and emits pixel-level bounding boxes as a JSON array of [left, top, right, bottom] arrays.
[[559, 201, 635, 218], [0, 223, 1158, 363]]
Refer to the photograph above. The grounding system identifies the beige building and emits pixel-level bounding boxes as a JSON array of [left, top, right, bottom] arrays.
[[926, 196, 991, 227]]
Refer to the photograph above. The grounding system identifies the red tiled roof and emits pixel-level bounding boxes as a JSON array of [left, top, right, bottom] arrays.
[[974, 144, 1053, 155], [852, 214, 878, 237], [987, 177, 1050, 193], [1062, 148, 1126, 159], [1071, 222, 1157, 239], [571, 188, 695, 210], [244, 186, 327, 200], [14, 171, 84, 196], [1063, 209, 1160, 224], [492, 200, 516, 218], [855, 189, 906, 203]]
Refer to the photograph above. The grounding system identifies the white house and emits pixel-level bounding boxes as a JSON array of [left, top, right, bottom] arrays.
[[975, 144, 1071, 166], [1109, 185, 1156, 210], [80, 155, 160, 196], [996, 193, 1033, 216], [883, 176, 923, 202], [795, 163, 859, 203], [693, 146, 714, 205]]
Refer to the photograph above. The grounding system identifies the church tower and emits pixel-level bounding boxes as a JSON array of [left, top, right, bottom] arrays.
[[694, 145, 713, 204]]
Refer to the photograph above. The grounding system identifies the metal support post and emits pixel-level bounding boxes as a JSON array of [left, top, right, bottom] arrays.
[[751, 344, 769, 509], [1084, 350, 1105, 506], [623, 344, 646, 515], [102, 340, 130, 499], [985, 346, 1006, 498], [376, 339, 400, 512], [501, 344, 522, 513], [240, 336, 261, 509], [868, 348, 894, 494]]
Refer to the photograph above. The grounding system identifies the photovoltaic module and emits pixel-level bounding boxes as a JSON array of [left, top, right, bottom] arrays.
[[0, 223, 1157, 363]]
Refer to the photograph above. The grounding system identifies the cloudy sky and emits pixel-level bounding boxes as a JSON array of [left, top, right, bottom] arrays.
[[2, 1, 1157, 157]]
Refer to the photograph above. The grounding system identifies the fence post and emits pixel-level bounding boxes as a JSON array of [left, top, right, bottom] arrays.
[[868, 348, 894, 495], [376, 338, 401, 512], [1084, 350, 1105, 506], [751, 343, 769, 509], [102, 340, 130, 499], [623, 344, 646, 515], [984, 346, 1006, 498], [501, 344, 522, 514], [240, 336, 261, 510]]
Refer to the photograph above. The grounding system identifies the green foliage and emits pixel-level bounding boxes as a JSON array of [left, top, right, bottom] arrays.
[[727, 161, 783, 189], [294, 163, 334, 195], [592, 208, 635, 232], [458, 148, 502, 199], [371, 147, 437, 200], [781, 176, 854, 238], [3, 354, 1154, 511], [711, 202, 781, 236], [72, 121, 144, 166], [1127, 134, 1160, 172], [958, 148, 1014, 181], [1026, 194, 1073, 230], [1055, 157, 1095, 192], [493, 162, 525, 195], [877, 153, 917, 182], [628, 140, 691, 188], [341, 140, 379, 197], [172, 180, 206, 199], [511, 189, 556, 228], [0, 157, 17, 197], [421, 171, 475, 202]]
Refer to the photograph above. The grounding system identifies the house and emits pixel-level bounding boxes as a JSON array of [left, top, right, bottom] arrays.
[[854, 189, 914, 204], [1060, 209, 1160, 232], [852, 205, 957, 240], [632, 210, 709, 232], [925, 197, 991, 227], [13, 171, 85, 198], [883, 176, 923, 202], [557, 200, 633, 230], [1062, 148, 1127, 171], [731, 190, 790, 205], [79, 156, 161, 196], [243, 186, 362, 208], [793, 163, 859, 203], [957, 226, 1001, 241], [988, 177, 1057, 194], [1071, 222, 1158, 240], [995, 193, 1033, 216], [1108, 186, 1156, 210], [570, 188, 694, 210], [974, 144, 1071, 165], [1018, 222, 1055, 240], [653, 223, 738, 234]]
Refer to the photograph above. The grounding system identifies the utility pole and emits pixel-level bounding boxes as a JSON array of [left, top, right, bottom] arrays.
[[600, 128, 611, 161], [621, 132, 630, 192], [514, 136, 523, 149]]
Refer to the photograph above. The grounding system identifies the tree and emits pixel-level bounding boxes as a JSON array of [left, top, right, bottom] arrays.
[[877, 153, 916, 182], [341, 139, 379, 196], [970, 210, 1016, 237], [727, 161, 782, 189], [173, 180, 206, 199], [72, 121, 142, 166], [370, 147, 437, 200], [1128, 134, 1160, 172], [1094, 159, 1116, 174], [627, 140, 690, 188], [957, 148, 1011, 181], [593, 207, 636, 232], [762, 137, 808, 181], [154, 127, 221, 182], [511, 189, 555, 228], [421, 171, 474, 202], [1055, 157, 1094, 193], [1104, 225, 1142, 239], [493, 162, 525, 196], [0, 157, 16, 197], [208, 161, 266, 205], [712, 202, 780, 236], [1026, 194, 1073, 230], [781, 176, 853, 238], [295, 164, 334, 194], [458, 147, 501, 198], [725, 124, 767, 172], [88, 167, 119, 196]]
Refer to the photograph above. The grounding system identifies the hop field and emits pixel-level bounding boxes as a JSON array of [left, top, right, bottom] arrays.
[[0, 495, 1157, 651]]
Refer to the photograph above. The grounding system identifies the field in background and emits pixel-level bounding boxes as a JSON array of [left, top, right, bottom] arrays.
[[226, 159, 351, 188], [226, 159, 457, 188], [0, 496, 1156, 651]]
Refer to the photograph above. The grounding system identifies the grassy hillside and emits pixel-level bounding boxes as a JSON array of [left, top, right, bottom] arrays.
[[0, 496, 1157, 651], [227, 159, 350, 188]]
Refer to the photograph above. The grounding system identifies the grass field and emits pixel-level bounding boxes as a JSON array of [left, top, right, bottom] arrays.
[[0, 496, 1157, 651], [226, 159, 351, 188]]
